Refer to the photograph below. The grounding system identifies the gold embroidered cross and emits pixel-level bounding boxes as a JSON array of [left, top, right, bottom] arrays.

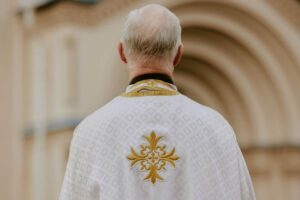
[[127, 131, 180, 184]]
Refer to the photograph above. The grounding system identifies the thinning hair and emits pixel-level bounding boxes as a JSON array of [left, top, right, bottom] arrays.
[[122, 4, 182, 63]]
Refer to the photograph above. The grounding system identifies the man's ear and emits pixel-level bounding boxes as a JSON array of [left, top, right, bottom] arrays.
[[173, 44, 183, 67], [118, 42, 127, 64]]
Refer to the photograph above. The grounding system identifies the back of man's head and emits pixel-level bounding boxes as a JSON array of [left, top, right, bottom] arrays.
[[121, 4, 182, 65]]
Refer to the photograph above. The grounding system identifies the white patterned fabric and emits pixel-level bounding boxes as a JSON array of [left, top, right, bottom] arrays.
[[59, 79, 256, 200]]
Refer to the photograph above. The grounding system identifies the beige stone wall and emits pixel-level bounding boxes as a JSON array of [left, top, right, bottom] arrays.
[[0, 0, 23, 199], [244, 148, 300, 199], [23, 130, 73, 200], [1, 0, 300, 199]]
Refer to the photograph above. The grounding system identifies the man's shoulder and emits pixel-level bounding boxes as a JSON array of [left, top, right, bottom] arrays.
[[181, 95, 224, 119], [74, 96, 121, 133], [181, 95, 235, 136]]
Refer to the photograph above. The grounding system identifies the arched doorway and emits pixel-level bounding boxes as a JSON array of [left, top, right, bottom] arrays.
[[167, 1, 300, 199]]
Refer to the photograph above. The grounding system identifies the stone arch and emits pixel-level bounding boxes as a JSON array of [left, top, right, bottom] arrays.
[[165, 0, 300, 147]]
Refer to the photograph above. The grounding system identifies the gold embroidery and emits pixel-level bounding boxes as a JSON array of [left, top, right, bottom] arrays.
[[121, 79, 180, 97], [122, 90, 179, 97], [127, 131, 180, 184]]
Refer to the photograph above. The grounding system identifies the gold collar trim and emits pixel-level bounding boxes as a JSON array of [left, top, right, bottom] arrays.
[[121, 79, 180, 97]]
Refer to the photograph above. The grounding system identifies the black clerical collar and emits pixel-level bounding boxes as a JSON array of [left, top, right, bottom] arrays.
[[129, 73, 174, 85]]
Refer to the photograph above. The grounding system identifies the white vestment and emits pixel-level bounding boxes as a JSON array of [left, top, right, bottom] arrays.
[[59, 79, 256, 200]]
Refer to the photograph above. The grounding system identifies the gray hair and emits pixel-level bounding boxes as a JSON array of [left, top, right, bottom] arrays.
[[122, 4, 182, 62]]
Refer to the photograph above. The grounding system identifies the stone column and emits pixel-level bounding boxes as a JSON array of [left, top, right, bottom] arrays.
[[0, 0, 22, 199]]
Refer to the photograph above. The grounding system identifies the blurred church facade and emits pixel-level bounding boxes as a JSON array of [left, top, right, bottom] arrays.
[[1, 0, 300, 200]]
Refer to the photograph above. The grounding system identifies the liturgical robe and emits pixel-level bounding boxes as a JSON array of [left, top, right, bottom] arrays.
[[59, 74, 256, 200]]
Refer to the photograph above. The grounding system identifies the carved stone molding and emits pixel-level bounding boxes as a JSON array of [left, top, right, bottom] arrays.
[[25, 0, 300, 33], [27, 0, 138, 29], [169, 0, 300, 148], [265, 0, 300, 31]]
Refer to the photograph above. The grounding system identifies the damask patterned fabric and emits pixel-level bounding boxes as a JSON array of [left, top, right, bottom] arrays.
[[59, 79, 256, 200]]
